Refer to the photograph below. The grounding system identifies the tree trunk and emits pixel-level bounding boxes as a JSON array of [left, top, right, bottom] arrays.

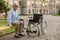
[[5, 12, 7, 20]]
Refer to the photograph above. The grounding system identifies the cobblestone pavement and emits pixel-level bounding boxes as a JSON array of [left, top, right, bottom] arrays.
[[0, 15, 60, 40]]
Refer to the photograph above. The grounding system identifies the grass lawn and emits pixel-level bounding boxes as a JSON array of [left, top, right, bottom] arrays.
[[0, 20, 7, 25], [52, 13, 60, 16], [0, 20, 15, 36], [0, 27, 15, 36]]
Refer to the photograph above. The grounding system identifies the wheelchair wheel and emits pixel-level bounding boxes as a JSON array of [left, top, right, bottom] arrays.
[[36, 24, 40, 36], [38, 31, 40, 36], [27, 33, 29, 35], [40, 20, 47, 34], [26, 30, 30, 35]]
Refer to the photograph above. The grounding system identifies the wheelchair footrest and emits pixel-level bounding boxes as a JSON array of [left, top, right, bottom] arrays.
[[26, 30, 37, 33]]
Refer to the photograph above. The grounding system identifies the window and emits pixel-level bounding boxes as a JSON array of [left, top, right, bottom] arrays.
[[32, 9, 34, 13], [20, 8, 27, 14], [29, 9, 31, 13], [40, 9, 42, 13], [19, 1, 21, 6], [49, 4, 52, 8], [54, 10, 55, 13], [32, 1, 35, 6], [54, 4, 55, 8]]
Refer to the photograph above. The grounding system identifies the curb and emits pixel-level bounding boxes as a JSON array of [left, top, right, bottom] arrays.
[[0, 31, 15, 37]]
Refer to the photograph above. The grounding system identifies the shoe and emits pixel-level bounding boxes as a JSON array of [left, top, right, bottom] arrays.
[[14, 35, 21, 38], [33, 31, 37, 33], [19, 34, 25, 36]]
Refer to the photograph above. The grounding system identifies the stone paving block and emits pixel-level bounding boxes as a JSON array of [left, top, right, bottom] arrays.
[[0, 15, 60, 40]]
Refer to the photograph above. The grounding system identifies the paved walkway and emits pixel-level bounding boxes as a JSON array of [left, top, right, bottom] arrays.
[[0, 15, 60, 40]]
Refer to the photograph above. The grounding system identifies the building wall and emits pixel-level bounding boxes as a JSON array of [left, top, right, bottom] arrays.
[[5, 0, 60, 14]]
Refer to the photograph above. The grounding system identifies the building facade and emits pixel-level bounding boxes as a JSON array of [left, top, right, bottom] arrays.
[[5, 0, 60, 14]]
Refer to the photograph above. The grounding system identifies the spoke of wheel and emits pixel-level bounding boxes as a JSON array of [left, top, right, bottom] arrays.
[[40, 19, 45, 34]]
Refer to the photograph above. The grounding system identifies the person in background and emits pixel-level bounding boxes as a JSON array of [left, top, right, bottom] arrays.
[[7, 3, 24, 38]]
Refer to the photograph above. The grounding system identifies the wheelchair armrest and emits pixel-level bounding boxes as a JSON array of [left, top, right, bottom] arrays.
[[28, 17, 33, 18], [19, 19, 24, 21]]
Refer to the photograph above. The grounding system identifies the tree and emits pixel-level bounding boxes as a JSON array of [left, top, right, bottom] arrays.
[[0, 0, 10, 19], [0, 0, 10, 13]]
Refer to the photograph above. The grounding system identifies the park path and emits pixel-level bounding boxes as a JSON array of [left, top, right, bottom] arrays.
[[0, 15, 60, 40]]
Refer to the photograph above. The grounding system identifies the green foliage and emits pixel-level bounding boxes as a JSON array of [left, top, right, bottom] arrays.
[[52, 13, 60, 16], [0, 0, 10, 13]]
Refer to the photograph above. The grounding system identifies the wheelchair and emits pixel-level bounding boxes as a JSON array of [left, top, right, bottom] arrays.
[[26, 14, 47, 36]]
